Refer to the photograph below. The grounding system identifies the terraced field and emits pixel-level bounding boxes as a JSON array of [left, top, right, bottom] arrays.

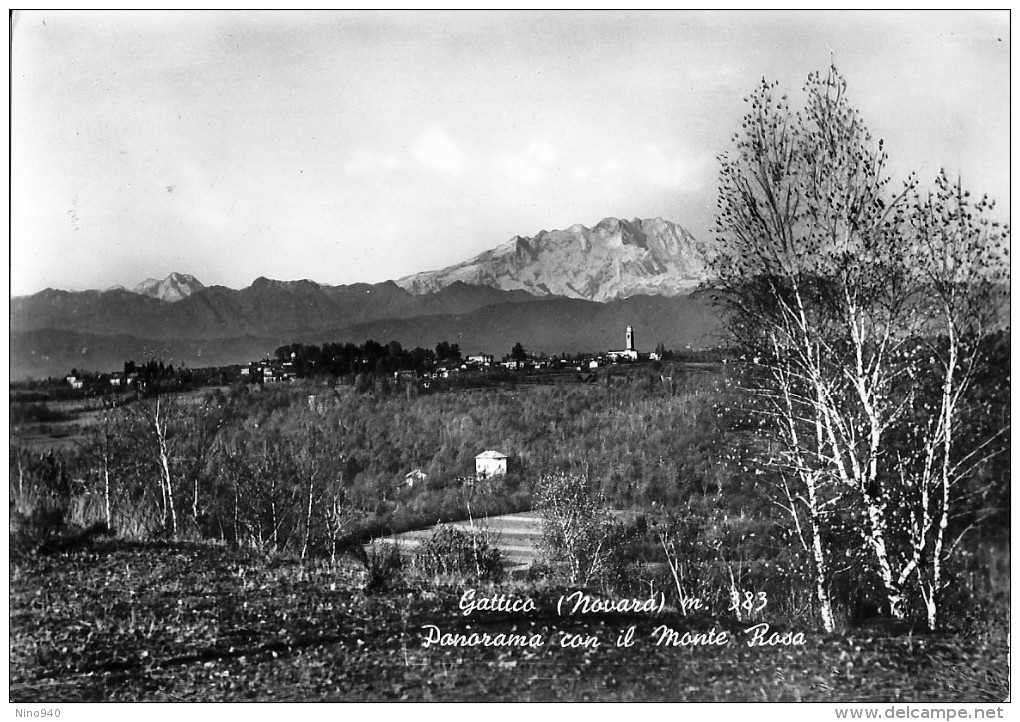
[[371, 511, 546, 568]]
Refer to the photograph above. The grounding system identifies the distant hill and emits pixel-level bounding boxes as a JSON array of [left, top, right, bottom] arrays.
[[10, 278, 546, 342], [396, 217, 710, 301], [10, 292, 722, 380], [310, 293, 720, 357]]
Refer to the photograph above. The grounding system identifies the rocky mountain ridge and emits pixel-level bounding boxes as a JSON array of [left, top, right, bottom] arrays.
[[132, 272, 205, 302], [10, 279, 546, 341], [396, 217, 709, 301]]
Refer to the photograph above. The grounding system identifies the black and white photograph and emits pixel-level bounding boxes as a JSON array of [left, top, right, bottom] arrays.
[[8, 9, 1011, 707]]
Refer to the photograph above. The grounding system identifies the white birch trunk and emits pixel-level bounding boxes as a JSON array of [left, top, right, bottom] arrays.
[[154, 397, 178, 538]]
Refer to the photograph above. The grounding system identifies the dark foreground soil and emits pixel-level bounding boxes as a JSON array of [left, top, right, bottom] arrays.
[[9, 542, 1009, 702]]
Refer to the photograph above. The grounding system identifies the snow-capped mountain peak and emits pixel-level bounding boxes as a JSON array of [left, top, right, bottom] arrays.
[[131, 272, 205, 302]]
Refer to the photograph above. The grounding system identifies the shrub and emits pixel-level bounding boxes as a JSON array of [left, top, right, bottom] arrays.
[[536, 472, 635, 587], [363, 543, 404, 594], [9, 506, 66, 558], [413, 526, 503, 582]]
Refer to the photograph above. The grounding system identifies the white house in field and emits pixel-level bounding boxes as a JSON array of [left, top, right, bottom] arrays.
[[475, 450, 508, 478], [403, 468, 428, 488]]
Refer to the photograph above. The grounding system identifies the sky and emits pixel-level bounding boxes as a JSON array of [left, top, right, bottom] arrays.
[[10, 10, 1011, 296]]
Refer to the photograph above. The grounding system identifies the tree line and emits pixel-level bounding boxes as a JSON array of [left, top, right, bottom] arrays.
[[272, 340, 462, 377]]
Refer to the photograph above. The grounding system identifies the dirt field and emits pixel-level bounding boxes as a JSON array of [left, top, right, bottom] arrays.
[[9, 541, 1008, 702]]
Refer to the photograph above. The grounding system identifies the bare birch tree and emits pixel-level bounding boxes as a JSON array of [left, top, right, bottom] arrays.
[[77, 399, 123, 529], [134, 393, 182, 538], [711, 65, 1008, 628], [896, 173, 1010, 629]]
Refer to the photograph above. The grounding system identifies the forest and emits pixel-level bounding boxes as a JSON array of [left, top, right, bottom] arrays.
[[11, 365, 727, 549]]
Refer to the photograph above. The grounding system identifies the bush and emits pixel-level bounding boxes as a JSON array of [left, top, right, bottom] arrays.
[[9, 506, 66, 558], [363, 543, 404, 594], [413, 526, 503, 582], [536, 472, 635, 587], [10, 402, 73, 425]]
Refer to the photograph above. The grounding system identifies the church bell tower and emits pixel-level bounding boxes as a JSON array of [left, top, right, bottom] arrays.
[[626, 325, 634, 351]]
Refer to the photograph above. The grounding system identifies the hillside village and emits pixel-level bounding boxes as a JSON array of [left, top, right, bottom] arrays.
[[41, 325, 690, 396], [240, 325, 666, 382]]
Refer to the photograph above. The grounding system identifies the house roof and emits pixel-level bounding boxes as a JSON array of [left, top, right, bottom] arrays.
[[476, 450, 508, 460]]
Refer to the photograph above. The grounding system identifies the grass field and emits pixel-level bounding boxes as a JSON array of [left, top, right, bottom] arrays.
[[10, 387, 227, 451]]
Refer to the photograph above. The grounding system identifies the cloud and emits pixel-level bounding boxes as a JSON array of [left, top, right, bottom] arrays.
[[642, 144, 712, 189], [412, 127, 464, 175], [494, 141, 558, 185], [570, 160, 623, 184], [568, 144, 711, 191], [344, 149, 401, 174]]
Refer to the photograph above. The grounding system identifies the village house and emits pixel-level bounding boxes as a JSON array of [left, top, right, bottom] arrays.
[[242, 356, 298, 384], [467, 353, 494, 366], [403, 469, 428, 488], [475, 450, 508, 478]]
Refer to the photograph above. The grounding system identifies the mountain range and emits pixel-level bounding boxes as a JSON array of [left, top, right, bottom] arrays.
[[397, 217, 707, 301], [10, 217, 721, 379], [11, 278, 548, 342], [131, 272, 205, 302]]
